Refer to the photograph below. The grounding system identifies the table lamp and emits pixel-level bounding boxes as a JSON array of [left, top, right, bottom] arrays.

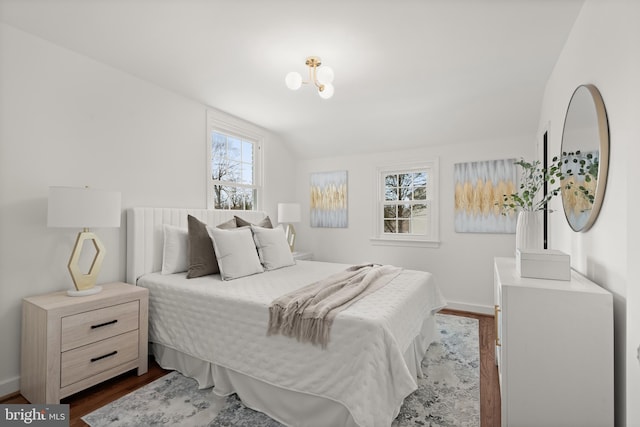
[[277, 202, 301, 252], [47, 186, 121, 296]]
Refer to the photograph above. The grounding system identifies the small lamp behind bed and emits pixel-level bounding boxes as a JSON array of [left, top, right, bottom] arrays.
[[47, 186, 121, 296], [277, 202, 301, 252]]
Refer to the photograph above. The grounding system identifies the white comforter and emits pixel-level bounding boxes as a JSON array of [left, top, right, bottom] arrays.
[[138, 260, 446, 427]]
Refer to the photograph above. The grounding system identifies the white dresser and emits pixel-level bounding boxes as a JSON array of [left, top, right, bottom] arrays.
[[494, 257, 613, 427]]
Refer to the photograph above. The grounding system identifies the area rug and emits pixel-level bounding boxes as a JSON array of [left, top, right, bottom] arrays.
[[82, 314, 479, 427]]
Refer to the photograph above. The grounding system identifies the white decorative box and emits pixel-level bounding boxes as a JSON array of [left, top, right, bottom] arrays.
[[516, 249, 571, 281]]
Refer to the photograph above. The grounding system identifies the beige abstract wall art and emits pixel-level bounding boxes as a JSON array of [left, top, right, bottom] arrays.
[[454, 159, 517, 233], [310, 171, 348, 228]]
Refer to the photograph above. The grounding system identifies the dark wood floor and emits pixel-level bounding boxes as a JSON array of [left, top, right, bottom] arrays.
[[441, 308, 501, 427], [2, 363, 170, 427], [2, 310, 500, 427]]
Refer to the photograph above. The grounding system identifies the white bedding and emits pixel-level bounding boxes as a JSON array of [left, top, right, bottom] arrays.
[[138, 260, 446, 427]]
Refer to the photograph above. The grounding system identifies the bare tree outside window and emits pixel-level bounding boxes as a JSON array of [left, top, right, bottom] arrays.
[[383, 171, 429, 235], [211, 131, 257, 210]]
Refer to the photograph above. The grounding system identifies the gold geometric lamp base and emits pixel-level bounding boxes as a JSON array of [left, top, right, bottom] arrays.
[[277, 202, 301, 253], [285, 224, 296, 253], [67, 229, 105, 297]]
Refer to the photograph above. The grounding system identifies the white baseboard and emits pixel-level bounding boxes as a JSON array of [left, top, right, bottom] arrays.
[[0, 375, 20, 399], [445, 300, 494, 316]]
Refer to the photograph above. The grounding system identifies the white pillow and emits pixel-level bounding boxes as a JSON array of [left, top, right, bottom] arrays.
[[162, 224, 188, 274], [208, 227, 264, 280], [251, 225, 295, 271]]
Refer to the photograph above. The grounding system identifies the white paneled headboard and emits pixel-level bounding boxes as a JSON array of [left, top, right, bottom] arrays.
[[126, 208, 267, 284]]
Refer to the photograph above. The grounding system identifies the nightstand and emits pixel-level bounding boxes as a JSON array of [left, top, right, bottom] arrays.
[[292, 251, 313, 261], [21, 282, 148, 404]]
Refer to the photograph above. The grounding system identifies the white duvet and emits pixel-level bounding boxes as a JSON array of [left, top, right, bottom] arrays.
[[138, 260, 446, 427]]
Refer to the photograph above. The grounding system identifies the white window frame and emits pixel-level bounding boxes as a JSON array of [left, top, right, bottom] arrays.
[[206, 110, 264, 210], [370, 159, 440, 248]]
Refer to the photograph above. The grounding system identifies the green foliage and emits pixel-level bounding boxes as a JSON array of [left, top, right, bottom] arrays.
[[558, 151, 598, 205], [499, 151, 598, 214]]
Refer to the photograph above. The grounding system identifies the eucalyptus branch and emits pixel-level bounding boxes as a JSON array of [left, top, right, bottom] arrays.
[[498, 152, 597, 215]]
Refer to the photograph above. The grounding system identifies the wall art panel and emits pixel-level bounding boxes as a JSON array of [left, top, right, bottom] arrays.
[[454, 159, 517, 233], [310, 170, 348, 228]]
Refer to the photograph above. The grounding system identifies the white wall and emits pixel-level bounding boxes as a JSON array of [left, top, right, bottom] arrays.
[[294, 135, 533, 313], [537, 2, 640, 425], [627, 14, 640, 423], [0, 23, 295, 396]]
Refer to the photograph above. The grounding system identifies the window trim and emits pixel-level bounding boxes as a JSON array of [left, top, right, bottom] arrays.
[[370, 159, 440, 248], [206, 110, 264, 210]]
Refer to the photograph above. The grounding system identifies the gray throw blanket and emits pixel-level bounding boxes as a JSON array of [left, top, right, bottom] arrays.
[[267, 263, 402, 349]]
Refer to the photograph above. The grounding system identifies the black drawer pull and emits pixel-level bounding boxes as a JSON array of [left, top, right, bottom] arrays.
[[91, 319, 118, 329], [91, 351, 118, 363]]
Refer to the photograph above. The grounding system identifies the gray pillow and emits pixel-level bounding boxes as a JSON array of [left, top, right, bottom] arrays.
[[208, 227, 264, 280], [187, 215, 219, 278], [217, 217, 237, 229], [251, 225, 295, 271], [235, 215, 273, 228]]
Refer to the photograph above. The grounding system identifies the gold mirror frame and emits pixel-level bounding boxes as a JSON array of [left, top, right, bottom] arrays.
[[560, 84, 610, 232]]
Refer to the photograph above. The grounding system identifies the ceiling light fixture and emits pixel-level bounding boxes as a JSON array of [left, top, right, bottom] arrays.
[[285, 56, 335, 99]]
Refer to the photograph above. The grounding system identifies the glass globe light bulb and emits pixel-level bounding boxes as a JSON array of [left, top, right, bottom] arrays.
[[319, 83, 334, 99], [285, 72, 302, 90], [316, 66, 334, 85]]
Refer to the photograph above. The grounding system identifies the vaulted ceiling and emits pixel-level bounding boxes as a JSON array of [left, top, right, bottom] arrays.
[[0, 0, 584, 158]]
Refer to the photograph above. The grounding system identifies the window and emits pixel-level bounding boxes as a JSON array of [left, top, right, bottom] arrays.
[[372, 160, 439, 247], [207, 111, 263, 210]]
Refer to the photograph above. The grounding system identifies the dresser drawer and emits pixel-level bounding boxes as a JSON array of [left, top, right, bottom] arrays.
[[61, 301, 139, 351], [21, 282, 148, 404], [60, 330, 139, 388]]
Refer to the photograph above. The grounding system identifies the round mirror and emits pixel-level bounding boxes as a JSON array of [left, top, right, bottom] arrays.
[[560, 84, 609, 232]]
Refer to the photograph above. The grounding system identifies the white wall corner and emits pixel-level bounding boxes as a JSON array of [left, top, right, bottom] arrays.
[[0, 376, 20, 400]]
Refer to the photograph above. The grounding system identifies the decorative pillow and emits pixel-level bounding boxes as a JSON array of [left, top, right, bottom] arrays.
[[208, 227, 264, 280], [186, 215, 219, 278], [161, 224, 189, 274], [251, 225, 295, 271], [235, 215, 273, 229], [217, 217, 237, 229]]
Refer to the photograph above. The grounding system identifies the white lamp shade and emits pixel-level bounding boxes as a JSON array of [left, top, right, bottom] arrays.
[[319, 83, 334, 99], [48, 186, 121, 228], [278, 203, 301, 223], [316, 66, 334, 85], [285, 71, 303, 90]]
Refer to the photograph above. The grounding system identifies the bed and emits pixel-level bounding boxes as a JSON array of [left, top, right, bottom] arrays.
[[126, 207, 446, 427]]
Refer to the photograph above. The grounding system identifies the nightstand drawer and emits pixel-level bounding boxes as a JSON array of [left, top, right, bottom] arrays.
[[61, 301, 139, 351], [60, 329, 139, 388], [22, 282, 148, 404]]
